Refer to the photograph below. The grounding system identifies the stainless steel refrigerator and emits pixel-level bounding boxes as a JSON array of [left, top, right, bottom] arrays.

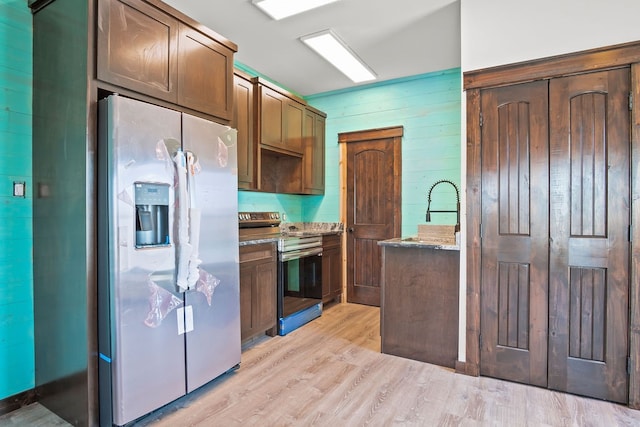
[[97, 95, 240, 426]]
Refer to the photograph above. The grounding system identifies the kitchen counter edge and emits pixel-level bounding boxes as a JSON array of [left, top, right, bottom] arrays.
[[378, 237, 460, 251]]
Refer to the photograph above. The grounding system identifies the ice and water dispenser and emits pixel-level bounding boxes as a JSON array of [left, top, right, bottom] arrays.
[[135, 182, 170, 248]]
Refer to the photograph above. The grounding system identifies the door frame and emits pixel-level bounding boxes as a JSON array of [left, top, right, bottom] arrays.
[[462, 40, 640, 409], [338, 126, 403, 305]]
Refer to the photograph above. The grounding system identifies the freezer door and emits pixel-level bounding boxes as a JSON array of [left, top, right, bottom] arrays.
[[181, 113, 240, 392], [98, 95, 187, 426]]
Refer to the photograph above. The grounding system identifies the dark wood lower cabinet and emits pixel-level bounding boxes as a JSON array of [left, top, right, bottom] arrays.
[[380, 244, 459, 369], [321, 234, 342, 303], [239, 243, 277, 342]]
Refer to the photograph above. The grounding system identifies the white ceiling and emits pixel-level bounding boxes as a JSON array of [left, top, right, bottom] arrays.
[[162, 0, 461, 96]]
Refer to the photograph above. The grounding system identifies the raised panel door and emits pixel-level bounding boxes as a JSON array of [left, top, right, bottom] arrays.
[[480, 80, 550, 387], [548, 68, 630, 403]]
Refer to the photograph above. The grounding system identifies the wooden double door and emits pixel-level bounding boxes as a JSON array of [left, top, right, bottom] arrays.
[[480, 68, 630, 402]]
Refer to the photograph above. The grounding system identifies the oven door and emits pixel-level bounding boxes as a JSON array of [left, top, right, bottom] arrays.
[[278, 247, 323, 319]]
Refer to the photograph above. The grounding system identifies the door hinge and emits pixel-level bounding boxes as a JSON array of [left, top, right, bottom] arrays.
[[479, 223, 483, 239], [479, 333, 483, 347], [628, 357, 632, 375], [629, 224, 633, 243], [629, 92, 633, 111], [479, 112, 484, 127]]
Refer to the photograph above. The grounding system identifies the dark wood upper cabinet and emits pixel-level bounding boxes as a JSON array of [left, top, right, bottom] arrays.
[[233, 70, 256, 190], [259, 85, 285, 150], [177, 24, 234, 120], [240, 77, 327, 194], [303, 106, 326, 194], [97, 0, 236, 121], [97, 0, 179, 103], [257, 81, 305, 155]]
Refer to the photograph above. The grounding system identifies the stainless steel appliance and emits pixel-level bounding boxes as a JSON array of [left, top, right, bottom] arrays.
[[98, 95, 240, 426], [238, 212, 323, 336]]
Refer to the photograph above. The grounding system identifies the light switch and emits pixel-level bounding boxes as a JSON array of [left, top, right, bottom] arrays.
[[13, 181, 25, 197]]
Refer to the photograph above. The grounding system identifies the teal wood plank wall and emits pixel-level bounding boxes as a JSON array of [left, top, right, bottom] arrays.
[[304, 68, 462, 236], [0, 0, 34, 400]]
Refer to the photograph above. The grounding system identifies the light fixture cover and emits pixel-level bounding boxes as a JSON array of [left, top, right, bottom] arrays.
[[301, 30, 376, 83], [252, 0, 340, 20]]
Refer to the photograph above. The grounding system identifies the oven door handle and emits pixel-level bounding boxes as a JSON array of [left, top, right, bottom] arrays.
[[279, 247, 323, 262]]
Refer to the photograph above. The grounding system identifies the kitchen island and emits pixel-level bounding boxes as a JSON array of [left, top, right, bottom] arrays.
[[378, 237, 459, 368]]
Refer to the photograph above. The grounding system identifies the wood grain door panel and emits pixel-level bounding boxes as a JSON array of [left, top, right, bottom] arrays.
[[548, 68, 630, 403], [480, 80, 550, 387], [343, 128, 402, 307]]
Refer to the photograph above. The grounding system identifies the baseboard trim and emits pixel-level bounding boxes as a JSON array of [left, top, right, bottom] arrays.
[[455, 360, 479, 377], [0, 389, 38, 416]]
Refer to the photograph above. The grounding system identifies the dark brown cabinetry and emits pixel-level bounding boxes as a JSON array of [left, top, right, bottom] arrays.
[[177, 24, 234, 120], [380, 245, 459, 369], [321, 234, 342, 303], [233, 70, 256, 190], [97, 0, 236, 121], [258, 83, 304, 154], [233, 75, 327, 194], [303, 106, 326, 194], [239, 243, 277, 342]]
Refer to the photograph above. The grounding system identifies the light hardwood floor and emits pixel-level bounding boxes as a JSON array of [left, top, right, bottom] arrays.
[[2, 302, 640, 426]]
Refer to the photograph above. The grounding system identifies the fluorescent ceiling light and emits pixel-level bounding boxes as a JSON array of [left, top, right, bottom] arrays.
[[300, 30, 376, 83], [252, 0, 340, 20]]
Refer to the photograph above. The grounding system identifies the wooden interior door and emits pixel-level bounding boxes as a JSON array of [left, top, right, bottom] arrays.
[[480, 80, 550, 387], [548, 69, 630, 403], [340, 127, 402, 307], [479, 69, 631, 403]]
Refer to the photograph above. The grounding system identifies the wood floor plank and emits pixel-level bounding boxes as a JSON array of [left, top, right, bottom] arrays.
[[2, 302, 640, 426]]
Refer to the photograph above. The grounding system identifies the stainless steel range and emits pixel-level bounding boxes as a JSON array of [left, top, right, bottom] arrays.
[[238, 212, 323, 335]]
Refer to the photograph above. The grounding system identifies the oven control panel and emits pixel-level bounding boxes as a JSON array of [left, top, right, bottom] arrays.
[[238, 211, 281, 228]]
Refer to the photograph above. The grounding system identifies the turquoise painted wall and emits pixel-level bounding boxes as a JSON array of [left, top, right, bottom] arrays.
[[0, 0, 34, 399], [304, 68, 462, 236]]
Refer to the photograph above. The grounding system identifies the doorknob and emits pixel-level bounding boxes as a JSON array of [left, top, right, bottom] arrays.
[[348, 227, 354, 233]]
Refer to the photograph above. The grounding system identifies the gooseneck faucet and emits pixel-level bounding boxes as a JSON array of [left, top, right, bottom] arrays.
[[426, 179, 460, 232]]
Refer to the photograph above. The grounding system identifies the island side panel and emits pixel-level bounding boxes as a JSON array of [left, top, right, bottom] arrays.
[[381, 245, 459, 368]]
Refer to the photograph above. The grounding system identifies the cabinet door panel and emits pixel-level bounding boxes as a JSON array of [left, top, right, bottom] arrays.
[[234, 74, 255, 189], [97, 0, 178, 102], [284, 101, 304, 153], [178, 25, 233, 120], [303, 109, 325, 194], [260, 86, 285, 148], [255, 262, 277, 330]]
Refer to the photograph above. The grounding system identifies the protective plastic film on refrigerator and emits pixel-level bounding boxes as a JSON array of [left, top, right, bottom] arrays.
[[97, 95, 240, 426]]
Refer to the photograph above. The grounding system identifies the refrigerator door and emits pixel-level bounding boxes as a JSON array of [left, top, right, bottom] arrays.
[[98, 95, 187, 426], [181, 113, 240, 392]]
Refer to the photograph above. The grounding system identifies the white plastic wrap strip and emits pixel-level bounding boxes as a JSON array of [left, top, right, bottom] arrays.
[[187, 208, 202, 289], [173, 150, 192, 292], [185, 151, 202, 290]]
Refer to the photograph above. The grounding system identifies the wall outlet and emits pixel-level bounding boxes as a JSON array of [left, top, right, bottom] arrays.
[[13, 181, 25, 197]]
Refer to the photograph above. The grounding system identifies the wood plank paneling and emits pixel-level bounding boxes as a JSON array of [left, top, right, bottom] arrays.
[[304, 69, 461, 232], [0, 0, 34, 401]]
